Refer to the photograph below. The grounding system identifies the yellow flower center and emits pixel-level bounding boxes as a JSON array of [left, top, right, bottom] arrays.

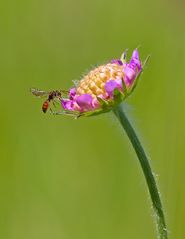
[[76, 63, 124, 98]]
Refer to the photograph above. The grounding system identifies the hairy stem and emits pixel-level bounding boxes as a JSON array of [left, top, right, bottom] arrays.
[[113, 103, 168, 239]]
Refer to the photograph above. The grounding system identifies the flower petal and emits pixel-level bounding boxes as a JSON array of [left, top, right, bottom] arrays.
[[132, 49, 140, 59], [69, 88, 76, 100], [75, 94, 93, 111], [61, 99, 74, 111], [104, 80, 122, 97], [111, 59, 123, 66], [129, 49, 142, 71], [123, 66, 136, 86]]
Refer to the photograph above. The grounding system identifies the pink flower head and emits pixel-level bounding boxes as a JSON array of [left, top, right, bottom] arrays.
[[39, 49, 145, 117]]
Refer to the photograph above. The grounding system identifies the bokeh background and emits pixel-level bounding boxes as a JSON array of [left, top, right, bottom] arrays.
[[1, 0, 185, 238]]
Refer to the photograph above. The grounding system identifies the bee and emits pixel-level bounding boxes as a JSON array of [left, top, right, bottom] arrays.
[[31, 88, 68, 113]]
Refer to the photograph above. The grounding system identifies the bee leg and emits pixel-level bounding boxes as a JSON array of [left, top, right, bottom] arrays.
[[50, 110, 79, 118], [52, 99, 61, 108], [52, 111, 74, 117], [49, 108, 53, 113], [50, 99, 60, 112], [52, 101, 56, 108], [50, 110, 61, 115]]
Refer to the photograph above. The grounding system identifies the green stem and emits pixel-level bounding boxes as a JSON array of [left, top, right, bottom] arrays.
[[113, 103, 168, 239]]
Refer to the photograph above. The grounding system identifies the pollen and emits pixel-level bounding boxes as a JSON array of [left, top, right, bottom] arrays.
[[76, 63, 124, 98]]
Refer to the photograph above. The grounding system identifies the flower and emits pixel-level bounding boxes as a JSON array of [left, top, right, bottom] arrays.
[[59, 49, 144, 118]]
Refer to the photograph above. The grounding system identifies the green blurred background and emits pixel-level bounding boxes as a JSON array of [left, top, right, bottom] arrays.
[[1, 0, 185, 238]]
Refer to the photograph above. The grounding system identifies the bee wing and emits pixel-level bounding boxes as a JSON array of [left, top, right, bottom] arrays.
[[31, 88, 69, 98], [30, 88, 49, 97]]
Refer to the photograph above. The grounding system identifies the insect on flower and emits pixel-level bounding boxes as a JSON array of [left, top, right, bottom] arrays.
[[30, 88, 68, 113], [31, 49, 149, 118]]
